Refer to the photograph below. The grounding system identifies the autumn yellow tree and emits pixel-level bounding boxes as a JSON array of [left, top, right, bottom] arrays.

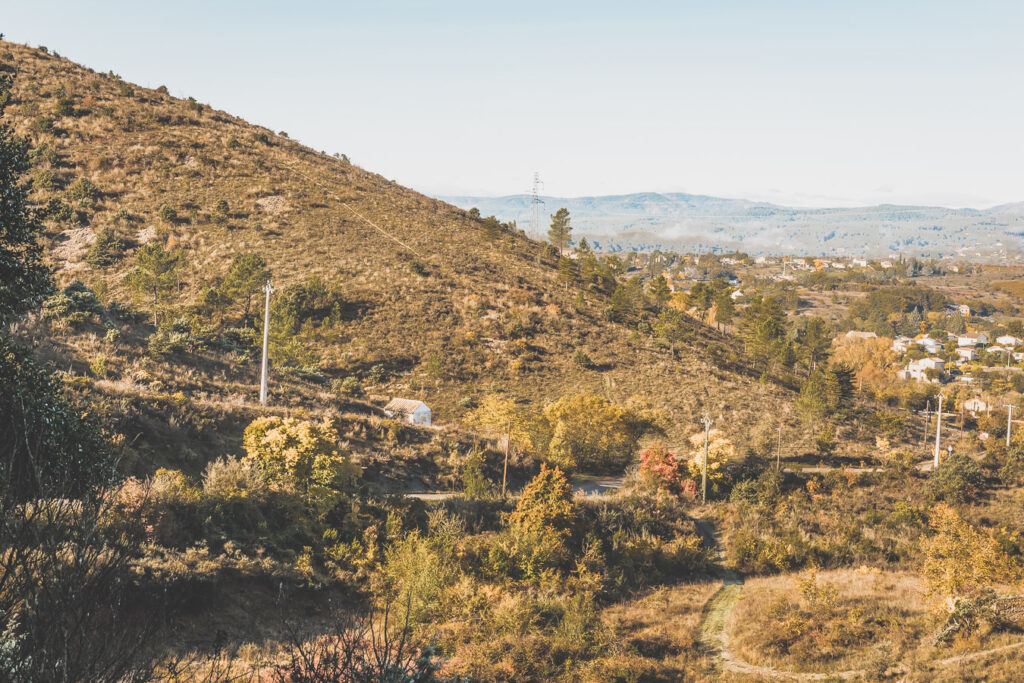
[[921, 504, 1018, 608], [466, 394, 543, 453], [242, 416, 360, 516], [686, 428, 735, 487], [541, 393, 659, 473]]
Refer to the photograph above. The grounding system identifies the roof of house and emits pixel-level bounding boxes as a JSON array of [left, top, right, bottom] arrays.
[[384, 398, 429, 414]]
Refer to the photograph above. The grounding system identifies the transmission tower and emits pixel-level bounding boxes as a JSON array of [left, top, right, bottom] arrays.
[[530, 172, 544, 239]]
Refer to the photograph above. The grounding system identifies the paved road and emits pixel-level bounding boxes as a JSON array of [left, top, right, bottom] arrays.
[[406, 475, 626, 501]]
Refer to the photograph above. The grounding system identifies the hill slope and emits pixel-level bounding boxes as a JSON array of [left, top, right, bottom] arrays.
[[0, 40, 797, 471]]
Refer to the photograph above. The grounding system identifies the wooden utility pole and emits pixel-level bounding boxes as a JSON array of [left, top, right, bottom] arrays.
[[501, 418, 512, 497], [701, 414, 712, 504], [259, 279, 274, 406], [934, 393, 944, 469]]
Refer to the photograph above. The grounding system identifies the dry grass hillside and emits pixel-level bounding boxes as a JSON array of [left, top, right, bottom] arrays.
[[1, 40, 797, 473]]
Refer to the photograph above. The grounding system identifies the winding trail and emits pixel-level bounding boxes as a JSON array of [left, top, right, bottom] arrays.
[[692, 516, 1024, 680]]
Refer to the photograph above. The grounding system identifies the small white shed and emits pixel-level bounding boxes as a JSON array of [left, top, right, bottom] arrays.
[[384, 398, 432, 426]]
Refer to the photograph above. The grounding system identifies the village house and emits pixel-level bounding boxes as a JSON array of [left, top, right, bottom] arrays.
[[845, 330, 878, 341], [892, 336, 913, 353], [945, 303, 971, 316], [958, 333, 988, 347], [851, 258, 868, 267], [957, 347, 979, 363], [963, 397, 991, 414], [384, 398, 432, 426], [920, 337, 944, 354], [898, 357, 945, 382], [880, 260, 893, 268], [997, 335, 1022, 347]]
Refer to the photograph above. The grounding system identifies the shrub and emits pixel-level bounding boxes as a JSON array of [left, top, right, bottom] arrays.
[[33, 168, 55, 190], [928, 452, 984, 503], [461, 447, 492, 500], [85, 226, 125, 267], [635, 446, 693, 498], [509, 464, 576, 540], [367, 364, 386, 385], [202, 456, 264, 499], [922, 504, 1017, 600], [88, 355, 108, 378], [118, 82, 134, 97], [572, 348, 595, 369], [66, 177, 100, 207], [29, 115, 54, 135], [339, 376, 363, 396], [243, 416, 360, 516], [52, 86, 74, 116], [157, 204, 177, 223], [41, 281, 104, 326]]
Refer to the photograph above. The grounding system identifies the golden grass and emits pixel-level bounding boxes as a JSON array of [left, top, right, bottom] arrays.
[[729, 569, 932, 674], [584, 582, 723, 682]]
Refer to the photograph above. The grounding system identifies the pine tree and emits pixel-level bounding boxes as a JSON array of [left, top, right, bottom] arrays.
[[221, 252, 270, 326], [648, 274, 671, 304], [128, 242, 182, 327], [548, 207, 572, 256], [0, 74, 51, 325], [795, 317, 832, 373], [557, 256, 577, 288]]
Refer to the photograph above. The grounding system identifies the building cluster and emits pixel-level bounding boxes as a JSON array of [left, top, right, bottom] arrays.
[[891, 331, 1024, 384]]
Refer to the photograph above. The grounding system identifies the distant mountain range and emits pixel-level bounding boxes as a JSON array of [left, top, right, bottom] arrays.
[[438, 192, 1024, 258]]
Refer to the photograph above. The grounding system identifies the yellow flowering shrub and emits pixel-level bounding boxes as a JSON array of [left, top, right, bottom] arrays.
[[242, 416, 360, 516]]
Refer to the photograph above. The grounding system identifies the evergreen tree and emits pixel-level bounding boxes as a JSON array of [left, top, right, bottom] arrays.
[[127, 242, 182, 326], [85, 226, 125, 268], [907, 306, 924, 334], [686, 282, 714, 321], [221, 252, 270, 326], [795, 316, 832, 373], [557, 256, 577, 288], [648, 274, 671, 304], [548, 207, 572, 256], [714, 290, 735, 329], [0, 74, 51, 326]]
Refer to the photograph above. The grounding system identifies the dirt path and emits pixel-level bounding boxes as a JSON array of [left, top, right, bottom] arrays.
[[693, 515, 1024, 680]]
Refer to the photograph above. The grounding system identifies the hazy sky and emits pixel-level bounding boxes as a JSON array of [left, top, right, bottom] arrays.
[[4, 1, 1022, 207]]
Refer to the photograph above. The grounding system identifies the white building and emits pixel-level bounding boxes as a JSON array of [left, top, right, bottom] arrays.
[[845, 330, 878, 341], [898, 357, 945, 382], [384, 398, 432, 426], [997, 335, 1021, 347], [963, 397, 990, 414], [892, 336, 914, 353], [957, 333, 988, 347], [920, 337, 944, 353], [957, 348, 979, 362]]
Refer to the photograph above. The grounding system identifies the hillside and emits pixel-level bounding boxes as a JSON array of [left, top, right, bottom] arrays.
[[441, 191, 1024, 258], [0, 40, 798, 473]]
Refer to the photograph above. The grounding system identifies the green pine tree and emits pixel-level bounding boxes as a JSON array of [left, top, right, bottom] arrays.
[[548, 208, 572, 256]]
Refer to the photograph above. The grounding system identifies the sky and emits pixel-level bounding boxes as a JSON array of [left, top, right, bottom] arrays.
[[3, 1, 1022, 208]]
